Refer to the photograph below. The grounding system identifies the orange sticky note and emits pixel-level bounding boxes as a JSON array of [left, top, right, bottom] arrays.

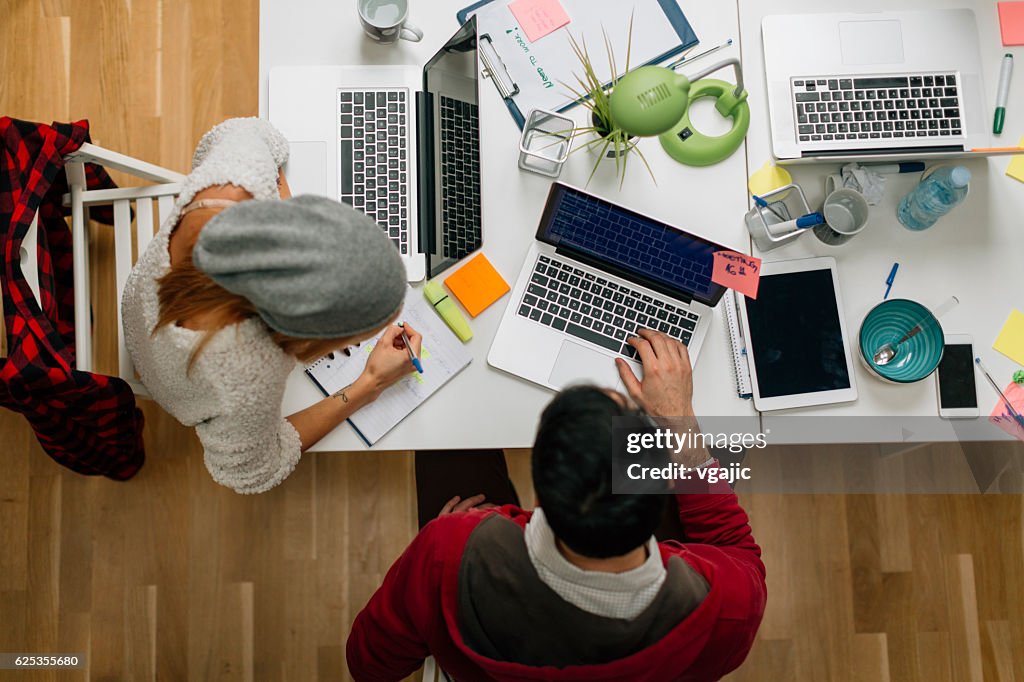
[[509, 0, 571, 43], [443, 253, 510, 317], [989, 382, 1024, 442], [999, 2, 1024, 46], [712, 251, 762, 299]]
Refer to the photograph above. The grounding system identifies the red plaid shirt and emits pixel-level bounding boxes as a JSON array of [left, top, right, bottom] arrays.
[[1, 117, 144, 480]]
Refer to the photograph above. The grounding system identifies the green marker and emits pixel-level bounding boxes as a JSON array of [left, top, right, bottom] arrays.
[[994, 54, 1013, 136]]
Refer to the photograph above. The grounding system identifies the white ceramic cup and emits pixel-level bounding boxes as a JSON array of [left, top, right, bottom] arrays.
[[358, 0, 423, 43]]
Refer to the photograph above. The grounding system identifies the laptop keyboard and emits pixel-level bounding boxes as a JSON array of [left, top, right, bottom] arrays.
[[791, 73, 963, 144], [440, 95, 482, 259], [338, 89, 410, 254], [517, 255, 698, 360]]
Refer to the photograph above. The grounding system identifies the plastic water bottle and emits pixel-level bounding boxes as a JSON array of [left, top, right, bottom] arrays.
[[897, 166, 971, 231]]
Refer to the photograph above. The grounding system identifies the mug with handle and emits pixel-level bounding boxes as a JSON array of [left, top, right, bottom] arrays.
[[358, 0, 423, 43]]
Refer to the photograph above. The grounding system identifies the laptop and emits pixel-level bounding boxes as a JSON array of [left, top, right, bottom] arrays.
[[269, 18, 483, 282], [763, 9, 1013, 163], [489, 183, 732, 393]]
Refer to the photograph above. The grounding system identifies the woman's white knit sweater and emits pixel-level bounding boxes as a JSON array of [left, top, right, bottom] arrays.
[[122, 118, 303, 494]]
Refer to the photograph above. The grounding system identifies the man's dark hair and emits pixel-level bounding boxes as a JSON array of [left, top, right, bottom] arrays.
[[532, 386, 665, 559]]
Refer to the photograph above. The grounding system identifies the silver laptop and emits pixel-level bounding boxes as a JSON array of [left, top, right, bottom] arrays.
[[269, 19, 482, 282], [489, 183, 731, 393], [763, 9, 1010, 163]]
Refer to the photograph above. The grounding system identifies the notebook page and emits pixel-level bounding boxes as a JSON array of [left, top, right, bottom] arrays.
[[304, 288, 472, 445]]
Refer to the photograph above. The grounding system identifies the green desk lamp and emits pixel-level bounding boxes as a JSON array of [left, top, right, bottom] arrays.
[[608, 58, 749, 167]]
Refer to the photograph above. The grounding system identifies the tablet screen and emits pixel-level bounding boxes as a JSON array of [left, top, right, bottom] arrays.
[[743, 268, 852, 398]]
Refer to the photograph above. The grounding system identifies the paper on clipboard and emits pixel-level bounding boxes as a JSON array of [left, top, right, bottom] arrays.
[[459, 0, 698, 127]]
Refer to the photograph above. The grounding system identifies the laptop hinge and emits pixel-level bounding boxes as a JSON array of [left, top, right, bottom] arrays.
[[803, 144, 965, 158], [416, 90, 435, 259], [554, 244, 695, 306]]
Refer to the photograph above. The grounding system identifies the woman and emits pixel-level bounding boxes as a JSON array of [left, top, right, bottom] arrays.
[[122, 118, 419, 494]]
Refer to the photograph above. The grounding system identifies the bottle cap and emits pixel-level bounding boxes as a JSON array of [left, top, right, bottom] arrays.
[[950, 166, 971, 188]]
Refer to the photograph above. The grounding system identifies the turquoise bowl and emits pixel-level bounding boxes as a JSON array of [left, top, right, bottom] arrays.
[[859, 299, 945, 383]]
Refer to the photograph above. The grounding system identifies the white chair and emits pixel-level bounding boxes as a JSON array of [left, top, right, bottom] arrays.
[[55, 143, 185, 395]]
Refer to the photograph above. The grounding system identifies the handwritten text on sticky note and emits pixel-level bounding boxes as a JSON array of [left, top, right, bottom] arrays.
[[712, 251, 762, 299], [989, 382, 1024, 443], [509, 0, 571, 43]]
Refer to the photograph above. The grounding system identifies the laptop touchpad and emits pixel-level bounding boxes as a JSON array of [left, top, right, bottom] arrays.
[[548, 341, 622, 390], [284, 141, 327, 197], [839, 20, 905, 66]]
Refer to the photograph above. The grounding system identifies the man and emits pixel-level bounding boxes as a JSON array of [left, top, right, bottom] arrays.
[[347, 330, 766, 681]]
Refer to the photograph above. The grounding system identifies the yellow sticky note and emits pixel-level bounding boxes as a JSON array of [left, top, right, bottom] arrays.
[[994, 309, 1024, 366], [1007, 137, 1024, 183], [443, 253, 510, 317]]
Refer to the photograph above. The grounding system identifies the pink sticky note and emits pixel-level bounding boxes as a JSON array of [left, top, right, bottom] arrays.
[[989, 382, 1024, 443], [998, 2, 1024, 46], [712, 251, 762, 299], [509, 0, 571, 43]]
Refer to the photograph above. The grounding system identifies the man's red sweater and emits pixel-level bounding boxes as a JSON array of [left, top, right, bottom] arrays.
[[347, 480, 766, 681]]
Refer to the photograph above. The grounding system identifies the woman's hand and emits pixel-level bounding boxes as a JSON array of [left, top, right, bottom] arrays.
[[356, 324, 423, 398]]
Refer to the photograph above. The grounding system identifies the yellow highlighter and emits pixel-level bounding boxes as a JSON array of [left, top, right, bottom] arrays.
[[423, 280, 473, 342]]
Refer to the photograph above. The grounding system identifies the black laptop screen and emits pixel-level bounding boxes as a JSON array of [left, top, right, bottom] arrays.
[[422, 18, 481, 279], [536, 184, 730, 306]]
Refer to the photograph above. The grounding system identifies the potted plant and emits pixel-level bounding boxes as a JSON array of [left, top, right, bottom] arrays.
[[561, 16, 654, 187]]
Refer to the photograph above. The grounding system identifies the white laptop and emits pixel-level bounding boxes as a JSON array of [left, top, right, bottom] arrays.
[[489, 183, 733, 393], [763, 9, 1014, 163], [269, 19, 483, 282]]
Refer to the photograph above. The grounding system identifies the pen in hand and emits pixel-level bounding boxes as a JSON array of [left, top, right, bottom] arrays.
[[399, 323, 423, 374]]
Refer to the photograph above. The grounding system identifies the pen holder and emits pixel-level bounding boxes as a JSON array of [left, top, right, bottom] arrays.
[[518, 109, 575, 178], [745, 182, 812, 253]]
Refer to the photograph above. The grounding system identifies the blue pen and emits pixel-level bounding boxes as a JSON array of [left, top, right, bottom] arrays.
[[884, 263, 899, 299], [399, 324, 423, 374]]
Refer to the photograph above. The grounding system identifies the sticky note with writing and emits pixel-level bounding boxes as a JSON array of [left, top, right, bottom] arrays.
[[712, 251, 762, 299], [509, 0, 571, 43], [989, 382, 1024, 443]]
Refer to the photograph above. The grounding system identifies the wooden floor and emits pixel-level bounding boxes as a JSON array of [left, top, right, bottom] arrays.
[[2, 1, 1023, 680]]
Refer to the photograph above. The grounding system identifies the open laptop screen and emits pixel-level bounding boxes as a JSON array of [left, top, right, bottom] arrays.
[[421, 18, 481, 278], [536, 184, 730, 307]]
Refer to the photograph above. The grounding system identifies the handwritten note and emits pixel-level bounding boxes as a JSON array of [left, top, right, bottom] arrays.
[[994, 309, 1024, 366], [989, 382, 1024, 443], [712, 251, 762, 299], [1006, 137, 1024, 184], [509, 0, 571, 43]]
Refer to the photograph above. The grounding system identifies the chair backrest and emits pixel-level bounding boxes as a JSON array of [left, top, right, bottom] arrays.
[[62, 143, 184, 396]]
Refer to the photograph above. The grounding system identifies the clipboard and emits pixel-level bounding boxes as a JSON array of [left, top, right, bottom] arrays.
[[458, 0, 699, 129]]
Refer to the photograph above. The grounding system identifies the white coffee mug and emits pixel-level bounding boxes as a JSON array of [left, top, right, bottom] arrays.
[[358, 0, 423, 44]]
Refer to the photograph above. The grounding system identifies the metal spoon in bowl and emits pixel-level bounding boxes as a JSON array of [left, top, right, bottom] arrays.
[[873, 296, 959, 366]]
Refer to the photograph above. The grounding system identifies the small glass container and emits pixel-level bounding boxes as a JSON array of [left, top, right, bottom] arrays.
[[518, 109, 575, 178]]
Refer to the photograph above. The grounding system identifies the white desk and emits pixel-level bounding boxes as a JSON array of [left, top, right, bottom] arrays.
[[739, 0, 1024, 443], [260, 0, 1022, 449]]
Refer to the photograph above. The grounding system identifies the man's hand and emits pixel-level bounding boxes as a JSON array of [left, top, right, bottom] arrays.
[[615, 329, 694, 417], [437, 494, 494, 519]]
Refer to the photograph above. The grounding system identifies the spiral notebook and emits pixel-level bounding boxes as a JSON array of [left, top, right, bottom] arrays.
[[305, 288, 472, 446], [723, 291, 753, 399]]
